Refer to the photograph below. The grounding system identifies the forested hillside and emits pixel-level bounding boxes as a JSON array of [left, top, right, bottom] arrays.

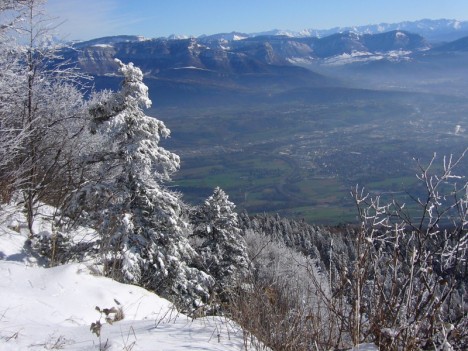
[[0, 1, 467, 350]]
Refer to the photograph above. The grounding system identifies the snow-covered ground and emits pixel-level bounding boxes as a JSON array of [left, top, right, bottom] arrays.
[[0, 202, 378, 351], [0, 203, 249, 350]]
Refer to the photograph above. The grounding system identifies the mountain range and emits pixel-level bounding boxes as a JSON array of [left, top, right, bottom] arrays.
[[67, 29, 465, 74], [148, 19, 468, 44], [62, 18, 468, 107], [249, 18, 468, 43]]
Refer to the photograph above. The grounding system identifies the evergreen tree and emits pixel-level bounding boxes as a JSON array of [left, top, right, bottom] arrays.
[[71, 59, 213, 310], [191, 187, 251, 298]]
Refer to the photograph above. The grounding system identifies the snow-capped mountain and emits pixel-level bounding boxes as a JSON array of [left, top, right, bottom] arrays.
[[250, 29, 305, 38], [167, 34, 192, 40], [68, 30, 431, 76], [62, 22, 467, 102], [249, 19, 468, 43], [120, 19, 467, 44], [180, 19, 466, 43], [198, 31, 250, 43], [309, 19, 468, 42]]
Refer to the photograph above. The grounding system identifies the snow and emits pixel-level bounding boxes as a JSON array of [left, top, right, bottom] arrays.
[[91, 44, 113, 48], [453, 124, 465, 135], [395, 31, 407, 39], [232, 35, 246, 41], [287, 56, 315, 65], [323, 51, 383, 66], [0, 203, 251, 350], [322, 50, 412, 66]]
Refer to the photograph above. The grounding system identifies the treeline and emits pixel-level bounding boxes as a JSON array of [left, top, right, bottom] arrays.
[[1, 1, 467, 350]]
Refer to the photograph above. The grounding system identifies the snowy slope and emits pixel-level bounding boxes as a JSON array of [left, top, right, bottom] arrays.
[[0, 203, 250, 351], [0, 203, 378, 351]]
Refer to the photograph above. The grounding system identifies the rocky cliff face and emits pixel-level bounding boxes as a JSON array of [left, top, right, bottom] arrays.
[[62, 29, 468, 104], [66, 30, 430, 77]]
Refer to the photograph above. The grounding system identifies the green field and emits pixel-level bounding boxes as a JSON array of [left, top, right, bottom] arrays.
[[159, 92, 468, 224]]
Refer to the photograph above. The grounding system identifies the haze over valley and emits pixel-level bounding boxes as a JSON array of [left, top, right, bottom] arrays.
[[66, 19, 468, 223]]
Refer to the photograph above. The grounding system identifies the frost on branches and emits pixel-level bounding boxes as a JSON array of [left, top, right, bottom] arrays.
[[191, 187, 251, 299], [70, 59, 213, 310]]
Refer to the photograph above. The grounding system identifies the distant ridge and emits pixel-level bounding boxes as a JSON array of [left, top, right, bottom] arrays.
[[254, 19, 468, 43], [72, 35, 147, 49], [67, 29, 432, 78], [64, 25, 468, 105], [71, 19, 468, 49], [188, 19, 468, 43], [433, 35, 468, 51]]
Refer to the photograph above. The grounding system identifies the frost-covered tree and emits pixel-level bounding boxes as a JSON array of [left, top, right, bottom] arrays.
[[191, 187, 251, 298], [18, 0, 88, 232], [0, 0, 90, 233], [0, 0, 29, 197], [71, 59, 213, 310], [306, 151, 468, 350]]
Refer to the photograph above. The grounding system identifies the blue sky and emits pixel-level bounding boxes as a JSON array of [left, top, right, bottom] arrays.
[[45, 0, 468, 41]]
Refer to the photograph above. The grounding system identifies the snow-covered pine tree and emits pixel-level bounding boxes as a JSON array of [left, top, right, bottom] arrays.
[[72, 59, 213, 310], [191, 187, 251, 299]]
